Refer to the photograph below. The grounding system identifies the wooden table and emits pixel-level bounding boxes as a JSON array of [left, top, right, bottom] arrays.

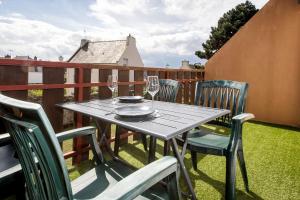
[[59, 99, 230, 200]]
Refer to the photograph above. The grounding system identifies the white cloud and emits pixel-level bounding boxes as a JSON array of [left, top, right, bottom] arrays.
[[0, 15, 82, 60], [0, 0, 269, 66], [88, 0, 268, 66]]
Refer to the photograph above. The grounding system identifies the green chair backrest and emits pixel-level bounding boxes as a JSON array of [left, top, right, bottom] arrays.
[[145, 79, 179, 103], [0, 94, 73, 200], [194, 80, 248, 126], [158, 79, 180, 103]]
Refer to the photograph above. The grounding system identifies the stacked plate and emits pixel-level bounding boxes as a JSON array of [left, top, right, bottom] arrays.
[[118, 96, 143, 103], [114, 105, 154, 118]]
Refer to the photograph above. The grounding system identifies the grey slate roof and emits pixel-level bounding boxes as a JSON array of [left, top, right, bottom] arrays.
[[69, 40, 127, 64]]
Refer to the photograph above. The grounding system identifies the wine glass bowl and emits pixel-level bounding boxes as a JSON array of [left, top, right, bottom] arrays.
[[146, 76, 160, 110], [107, 74, 118, 104]]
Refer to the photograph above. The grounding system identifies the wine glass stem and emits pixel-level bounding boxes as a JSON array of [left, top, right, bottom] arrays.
[[152, 96, 154, 110]]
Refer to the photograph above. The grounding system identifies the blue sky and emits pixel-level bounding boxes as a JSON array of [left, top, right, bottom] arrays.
[[0, 0, 268, 67]]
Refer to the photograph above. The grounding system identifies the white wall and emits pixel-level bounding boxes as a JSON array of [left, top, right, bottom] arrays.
[[28, 72, 42, 84]]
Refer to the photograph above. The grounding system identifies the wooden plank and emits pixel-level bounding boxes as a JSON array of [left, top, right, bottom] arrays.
[[42, 67, 64, 133], [147, 70, 158, 76], [168, 71, 177, 80], [98, 69, 113, 148], [159, 71, 166, 79], [0, 65, 28, 100], [184, 71, 191, 104], [117, 69, 129, 144], [176, 72, 184, 103], [73, 68, 91, 163], [118, 69, 129, 96], [99, 69, 112, 99], [190, 72, 197, 105], [134, 70, 144, 96]]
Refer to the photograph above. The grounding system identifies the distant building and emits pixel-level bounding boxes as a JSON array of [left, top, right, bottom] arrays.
[[66, 34, 144, 95], [180, 60, 204, 70], [180, 60, 195, 69], [68, 34, 143, 67], [13, 55, 42, 83]]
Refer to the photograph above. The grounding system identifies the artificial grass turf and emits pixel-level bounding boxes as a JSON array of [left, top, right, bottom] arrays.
[[65, 122, 300, 200]]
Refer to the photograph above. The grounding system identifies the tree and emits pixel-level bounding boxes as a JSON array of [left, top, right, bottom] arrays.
[[195, 1, 258, 60]]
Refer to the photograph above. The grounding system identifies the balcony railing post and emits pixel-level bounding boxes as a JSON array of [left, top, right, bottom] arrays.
[[190, 72, 197, 104], [176, 71, 184, 103], [117, 68, 130, 145], [73, 66, 91, 164], [42, 66, 64, 133], [184, 71, 191, 104]]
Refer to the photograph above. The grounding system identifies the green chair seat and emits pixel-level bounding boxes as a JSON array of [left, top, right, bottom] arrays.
[[187, 128, 230, 156], [72, 160, 169, 200]]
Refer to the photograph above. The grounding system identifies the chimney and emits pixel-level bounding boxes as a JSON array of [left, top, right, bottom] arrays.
[[58, 56, 64, 61], [181, 60, 190, 68], [126, 34, 136, 46], [80, 39, 89, 50]]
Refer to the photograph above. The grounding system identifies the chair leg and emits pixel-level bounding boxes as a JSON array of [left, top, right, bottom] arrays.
[[167, 172, 181, 200], [237, 140, 249, 192], [148, 136, 156, 163], [114, 125, 121, 156], [141, 134, 148, 151], [191, 150, 198, 171], [225, 153, 237, 200]]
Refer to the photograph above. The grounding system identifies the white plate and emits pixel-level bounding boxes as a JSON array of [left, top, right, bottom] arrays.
[[118, 96, 144, 103], [114, 105, 154, 117]]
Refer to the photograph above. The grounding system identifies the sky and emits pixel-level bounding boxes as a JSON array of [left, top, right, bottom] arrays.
[[0, 0, 268, 67]]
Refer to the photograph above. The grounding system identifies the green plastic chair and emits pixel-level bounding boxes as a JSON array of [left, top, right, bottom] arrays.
[[114, 79, 180, 163], [0, 94, 181, 200], [0, 132, 24, 199], [186, 80, 254, 200]]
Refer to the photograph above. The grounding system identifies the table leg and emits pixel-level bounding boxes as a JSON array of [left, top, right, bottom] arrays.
[[148, 136, 156, 163], [94, 119, 120, 161], [171, 138, 197, 200]]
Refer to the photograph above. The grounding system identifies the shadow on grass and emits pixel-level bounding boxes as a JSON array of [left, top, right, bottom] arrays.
[[193, 169, 263, 200]]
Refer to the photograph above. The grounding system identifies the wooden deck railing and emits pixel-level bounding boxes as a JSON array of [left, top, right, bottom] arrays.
[[0, 59, 204, 163]]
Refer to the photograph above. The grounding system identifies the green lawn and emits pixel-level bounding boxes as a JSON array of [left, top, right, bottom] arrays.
[[66, 122, 300, 200]]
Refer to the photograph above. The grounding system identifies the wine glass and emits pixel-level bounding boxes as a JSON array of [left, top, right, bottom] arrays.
[[107, 74, 118, 104], [147, 76, 160, 110]]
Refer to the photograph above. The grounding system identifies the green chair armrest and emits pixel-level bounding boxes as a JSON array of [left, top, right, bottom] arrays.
[[232, 113, 255, 124], [97, 156, 179, 200], [56, 126, 96, 142], [56, 126, 103, 164], [0, 133, 11, 147]]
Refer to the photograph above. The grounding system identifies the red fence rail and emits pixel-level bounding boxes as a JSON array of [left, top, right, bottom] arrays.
[[0, 59, 205, 163]]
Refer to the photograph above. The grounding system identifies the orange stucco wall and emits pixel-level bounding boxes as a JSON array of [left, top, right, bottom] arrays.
[[205, 0, 300, 127]]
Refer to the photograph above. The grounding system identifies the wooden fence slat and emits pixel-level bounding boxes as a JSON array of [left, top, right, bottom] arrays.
[[184, 71, 191, 104], [42, 67, 64, 133], [118, 69, 129, 96], [99, 69, 112, 99], [98, 69, 112, 149], [134, 70, 144, 96], [0, 65, 28, 100], [117, 69, 129, 144], [159, 71, 166, 79], [190, 72, 197, 105], [73, 68, 91, 163], [176, 72, 184, 103]]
